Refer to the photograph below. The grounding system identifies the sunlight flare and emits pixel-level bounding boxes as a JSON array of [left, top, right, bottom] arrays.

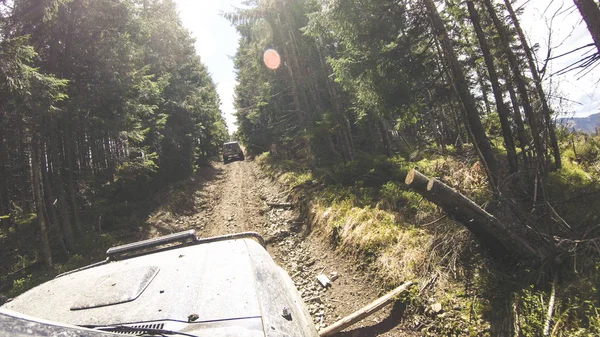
[[263, 49, 281, 70]]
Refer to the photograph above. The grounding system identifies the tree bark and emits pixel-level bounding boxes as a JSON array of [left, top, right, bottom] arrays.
[[41, 141, 70, 257], [467, 0, 519, 173], [476, 68, 492, 117], [423, 0, 499, 189], [91, 134, 102, 176], [505, 67, 530, 165], [64, 126, 82, 233], [104, 135, 114, 174], [48, 117, 76, 249], [377, 117, 393, 157], [0, 125, 11, 234], [573, 0, 600, 55], [79, 130, 90, 174], [31, 134, 53, 268], [504, 0, 561, 169], [17, 120, 31, 212], [41, 141, 59, 234]]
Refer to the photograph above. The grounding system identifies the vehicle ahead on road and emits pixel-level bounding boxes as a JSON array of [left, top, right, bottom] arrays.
[[223, 141, 244, 164], [0, 231, 318, 337]]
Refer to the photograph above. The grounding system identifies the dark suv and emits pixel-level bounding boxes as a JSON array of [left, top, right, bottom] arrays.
[[223, 141, 244, 164], [0, 231, 318, 337]]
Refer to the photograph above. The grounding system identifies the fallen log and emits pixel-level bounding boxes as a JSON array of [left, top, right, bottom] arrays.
[[405, 168, 544, 262], [318, 281, 413, 336]]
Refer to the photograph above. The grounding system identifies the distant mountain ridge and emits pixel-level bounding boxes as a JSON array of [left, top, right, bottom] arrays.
[[558, 112, 600, 133]]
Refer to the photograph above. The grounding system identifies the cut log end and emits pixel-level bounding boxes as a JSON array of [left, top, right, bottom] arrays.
[[427, 178, 435, 191], [405, 168, 416, 185]]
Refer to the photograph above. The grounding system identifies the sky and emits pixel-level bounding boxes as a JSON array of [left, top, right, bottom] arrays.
[[519, 0, 600, 118], [173, 0, 244, 134], [173, 0, 599, 134]]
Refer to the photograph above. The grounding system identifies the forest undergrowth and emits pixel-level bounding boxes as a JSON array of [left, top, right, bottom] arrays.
[[0, 164, 221, 301], [256, 133, 600, 336]]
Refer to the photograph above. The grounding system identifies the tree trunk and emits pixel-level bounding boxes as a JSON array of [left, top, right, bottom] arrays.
[[423, 0, 499, 189], [64, 125, 82, 233], [41, 141, 59, 233], [377, 117, 393, 157], [467, 0, 519, 173], [91, 135, 102, 176], [340, 115, 355, 161], [48, 117, 76, 249], [481, 0, 546, 176], [281, 2, 311, 119], [316, 36, 354, 161], [79, 130, 90, 174], [366, 116, 378, 153], [282, 43, 303, 120], [0, 126, 11, 234], [104, 135, 114, 174], [432, 39, 469, 146], [405, 169, 545, 262], [17, 121, 31, 212], [476, 69, 492, 117], [41, 141, 69, 257], [275, 3, 308, 130], [504, 0, 561, 169], [31, 134, 53, 268], [505, 69, 530, 165], [573, 0, 600, 55]]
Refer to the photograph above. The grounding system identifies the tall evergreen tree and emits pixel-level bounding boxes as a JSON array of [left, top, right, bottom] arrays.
[[0, 0, 227, 262]]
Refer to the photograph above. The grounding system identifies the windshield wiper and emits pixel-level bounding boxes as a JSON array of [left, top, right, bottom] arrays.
[[95, 325, 198, 337]]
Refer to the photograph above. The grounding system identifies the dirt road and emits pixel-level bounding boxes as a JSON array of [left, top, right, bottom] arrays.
[[151, 160, 415, 336]]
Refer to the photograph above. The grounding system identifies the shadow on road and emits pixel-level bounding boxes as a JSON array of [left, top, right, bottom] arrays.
[[141, 163, 225, 238], [152, 164, 224, 214], [334, 303, 407, 337]]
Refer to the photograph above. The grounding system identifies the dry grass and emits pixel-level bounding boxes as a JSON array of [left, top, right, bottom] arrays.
[[310, 195, 474, 287], [414, 157, 492, 201], [306, 196, 492, 335], [257, 151, 515, 334]]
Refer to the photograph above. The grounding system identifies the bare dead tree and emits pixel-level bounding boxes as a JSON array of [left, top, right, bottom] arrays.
[[505, 0, 562, 169], [573, 0, 600, 55]]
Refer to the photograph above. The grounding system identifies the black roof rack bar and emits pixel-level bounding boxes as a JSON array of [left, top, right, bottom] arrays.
[[106, 230, 267, 259], [194, 232, 266, 248], [106, 230, 197, 257]]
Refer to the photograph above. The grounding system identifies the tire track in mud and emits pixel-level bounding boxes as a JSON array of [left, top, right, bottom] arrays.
[[201, 161, 265, 236]]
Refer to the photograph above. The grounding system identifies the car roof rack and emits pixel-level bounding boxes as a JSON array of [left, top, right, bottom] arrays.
[[106, 230, 198, 257], [106, 230, 266, 260]]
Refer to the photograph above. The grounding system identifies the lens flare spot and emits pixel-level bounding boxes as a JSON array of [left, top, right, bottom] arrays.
[[263, 49, 281, 70]]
